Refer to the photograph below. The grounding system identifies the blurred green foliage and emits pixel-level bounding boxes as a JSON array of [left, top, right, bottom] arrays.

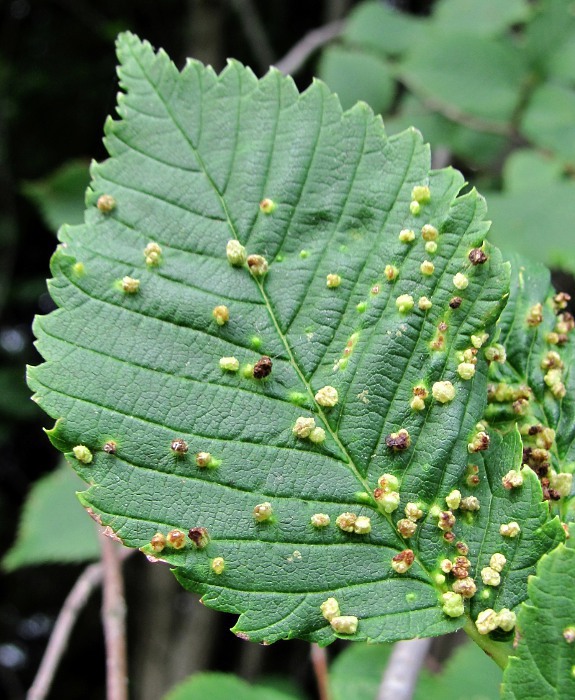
[[318, 0, 575, 273]]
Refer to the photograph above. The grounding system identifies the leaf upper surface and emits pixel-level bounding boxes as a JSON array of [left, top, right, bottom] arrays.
[[29, 33, 518, 644]]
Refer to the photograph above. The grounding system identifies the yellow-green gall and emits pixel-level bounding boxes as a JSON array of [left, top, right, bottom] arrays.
[[452, 577, 477, 599], [242, 363, 255, 378], [440, 559, 453, 573], [354, 516, 371, 534], [445, 489, 461, 510], [420, 260, 435, 276], [412, 185, 431, 203], [315, 385, 338, 407], [490, 553, 506, 572], [247, 254, 269, 277], [309, 426, 326, 444], [72, 262, 85, 276], [219, 356, 239, 372], [457, 362, 476, 380], [396, 294, 414, 313], [421, 224, 438, 241], [405, 502, 423, 521], [453, 272, 469, 290], [526, 302, 543, 326], [418, 296, 432, 311], [311, 513, 330, 528], [497, 609, 517, 632], [481, 567, 501, 586], [336, 512, 357, 532], [259, 198, 276, 214], [434, 573, 446, 585], [253, 502, 273, 522], [425, 240, 438, 254], [73, 445, 93, 464], [150, 533, 166, 552], [330, 615, 358, 634], [410, 396, 425, 411], [144, 241, 162, 266], [385, 264, 399, 281], [541, 351, 563, 370], [326, 273, 341, 288], [468, 431, 490, 453], [377, 474, 400, 491], [166, 529, 186, 549], [397, 518, 417, 538], [293, 416, 316, 438], [226, 240, 247, 266], [410, 200, 421, 215], [442, 592, 464, 618], [471, 333, 489, 348], [211, 557, 225, 574], [320, 597, 340, 621], [378, 491, 401, 514], [475, 609, 498, 635], [500, 521, 521, 538], [550, 471, 573, 497], [212, 305, 229, 326], [485, 343, 507, 363], [97, 194, 116, 213], [121, 276, 140, 294], [502, 469, 524, 490], [195, 452, 213, 468], [356, 301, 367, 313], [460, 496, 480, 512], [432, 380, 456, 404], [399, 228, 415, 243]]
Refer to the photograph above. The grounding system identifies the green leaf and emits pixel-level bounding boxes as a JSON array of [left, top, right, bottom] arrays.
[[163, 672, 303, 700], [343, 1, 425, 57], [330, 640, 502, 700], [30, 32, 520, 646], [399, 33, 526, 128], [433, 0, 529, 37], [2, 464, 100, 571], [524, 0, 575, 72], [317, 46, 395, 113], [22, 159, 90, 234], [486, 157, 575, 274], [521, 83, 575, 167], [386, 96, 507, 169], [501, 526, 575, 699], [489, 254, 575, 472]]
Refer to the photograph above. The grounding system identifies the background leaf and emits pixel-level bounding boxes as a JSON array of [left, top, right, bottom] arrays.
[[501, 526, 575, 699], [163, 672, 303, 700], [329, 639, 502, 700], [2, 463, 100, 571]]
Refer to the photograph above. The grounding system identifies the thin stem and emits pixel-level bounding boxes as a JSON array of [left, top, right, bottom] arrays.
[[101, 534, 129, 700], [227, 0, 275, 73], [310, 643, 331, 700], [463, 619, 512, 670], [27, 562, 104, 700], [274, 20, 345, 76], [377, 638, 432, 700]]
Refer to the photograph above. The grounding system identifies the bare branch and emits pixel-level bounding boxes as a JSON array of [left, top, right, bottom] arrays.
[[311, 643, 332, 700], [377, 638, 432, 700], [101, 534, 129, 700], [274, 20, 345, 76]]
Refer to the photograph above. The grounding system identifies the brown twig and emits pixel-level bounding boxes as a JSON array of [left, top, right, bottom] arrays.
[[274, 20, 345, 76], [101, 534, 129, 700], [377, 638, 432, 700], [311, 643, 331, 700]]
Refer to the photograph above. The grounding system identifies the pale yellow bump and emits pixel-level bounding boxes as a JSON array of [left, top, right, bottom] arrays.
[[432, 381, 456, 404], [410, 200, 421, 215], [320, 597, 340, 621], [420, 260, 435, 276], [418, 296, 432, 311], [326, 274, 341, 288], [396, 294, 414, 313], [330, 615, 358, 634], [421, 224, 438, 241], [457, 362, 476, 380], [311, 513, 330, 528], [219, 356, 239, 372], [121, 276, 140, 294], [425, 241, 438, 254], [315, 385, 339, 407], [385, 264, 399, 281], [211, 557, 225, 574], [453, 272, 469, 290], [399, 229, 415, 243]]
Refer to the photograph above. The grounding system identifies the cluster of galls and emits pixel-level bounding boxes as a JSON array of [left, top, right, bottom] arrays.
[[519, 423, 573, 501], [487, 382, 532, 416], [149, 527, 210, 553]]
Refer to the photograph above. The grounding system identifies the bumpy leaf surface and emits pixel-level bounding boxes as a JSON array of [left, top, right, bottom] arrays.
[[501, 526, 575, 699], [488, 254, 575, 503], [30, 33, 554, 646]]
